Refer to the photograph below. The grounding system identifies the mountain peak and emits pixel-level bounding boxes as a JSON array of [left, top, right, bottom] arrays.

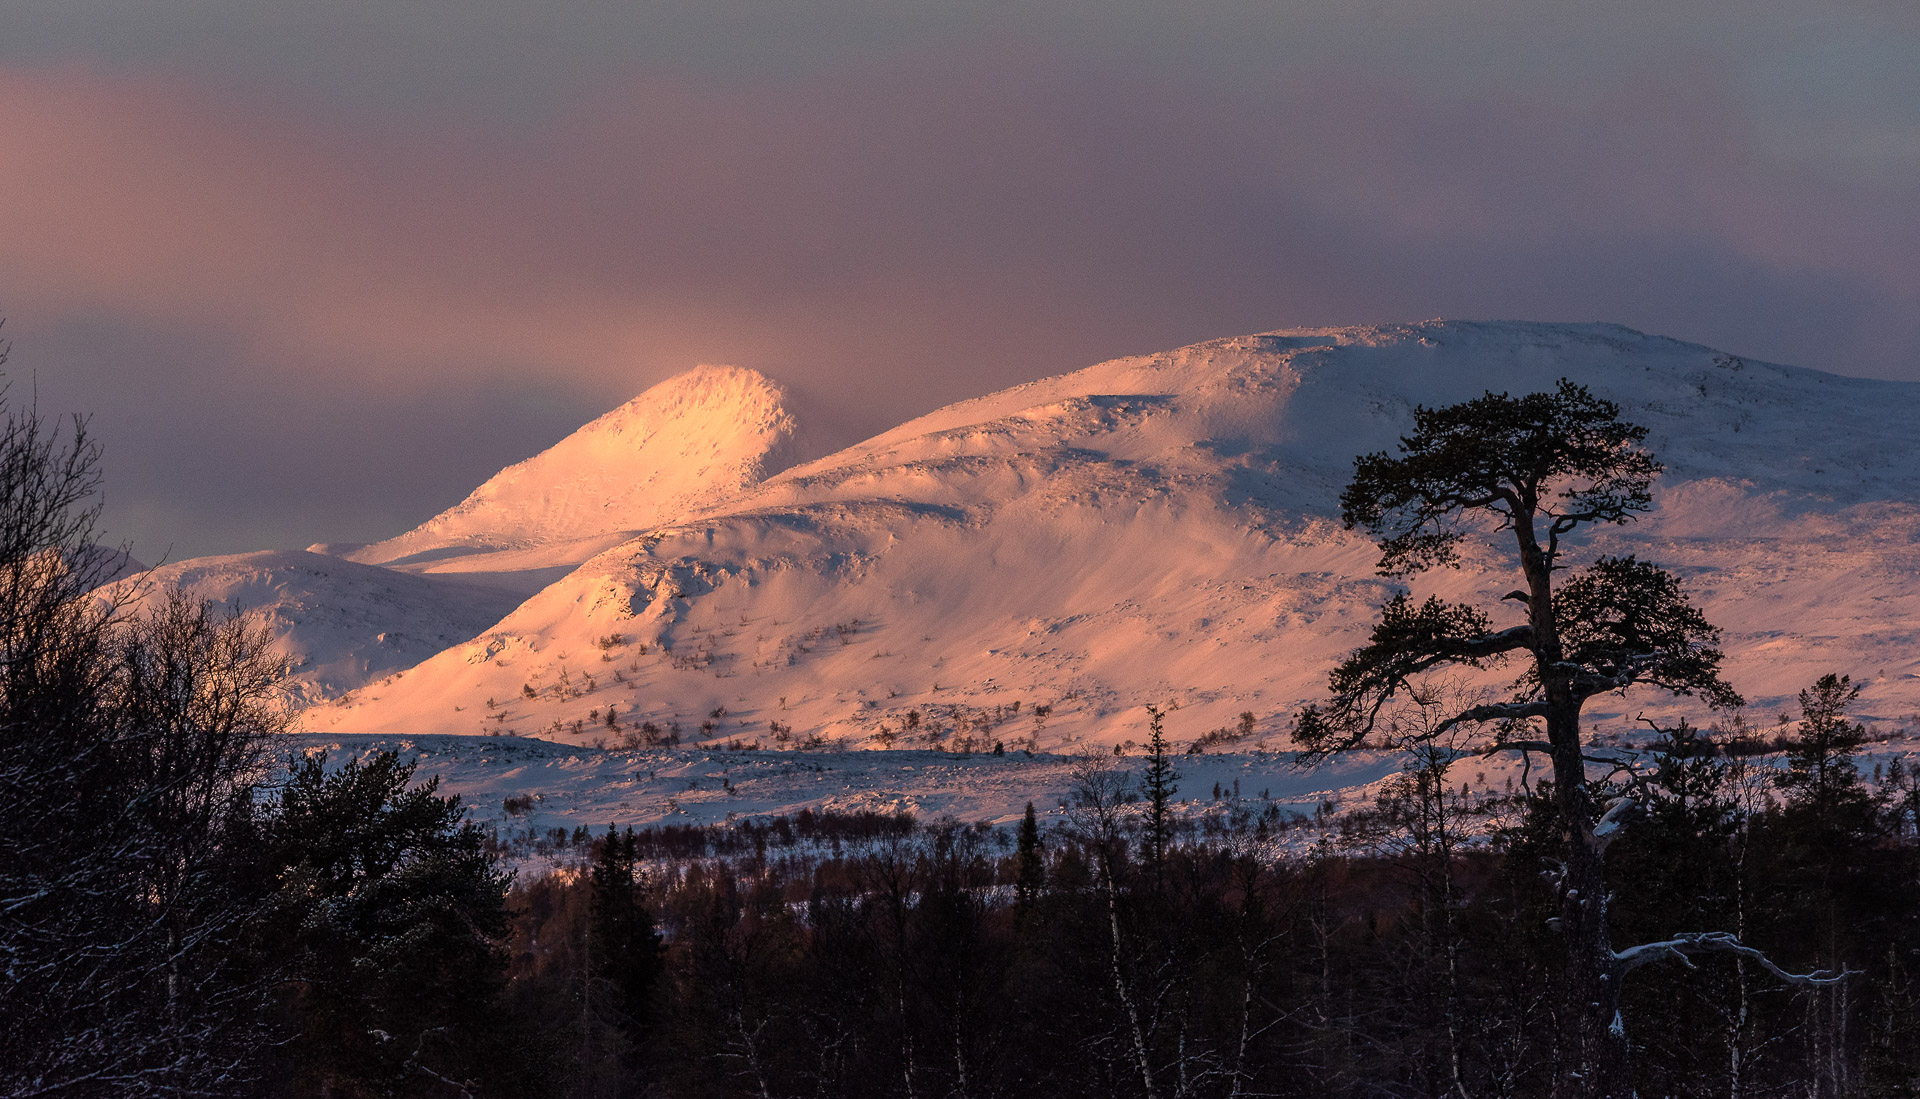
[[351, 364, 812, 567]]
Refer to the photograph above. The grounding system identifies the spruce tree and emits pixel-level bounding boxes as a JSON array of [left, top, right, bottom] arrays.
[[1141, 705, 1178, 872], [1776, 674, 1878, 845], [1607, 721, 1746, 1095], [1015, 801, 1045, 908], [1761, 675, 1889, 962], [1886, 757, 1920, 841], [589, 824, 664, 1046]]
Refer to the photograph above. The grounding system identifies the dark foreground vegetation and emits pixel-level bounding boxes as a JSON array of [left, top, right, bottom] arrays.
[[16, 693, 1920, 1097], [501, 707, 1920, 1099]]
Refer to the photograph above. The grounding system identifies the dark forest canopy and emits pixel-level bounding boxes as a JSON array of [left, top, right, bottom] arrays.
[[498, 713, 1920, 1099]]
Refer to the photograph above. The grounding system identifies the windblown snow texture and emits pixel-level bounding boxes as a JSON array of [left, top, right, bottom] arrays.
[[284, 321, 1920, 753]]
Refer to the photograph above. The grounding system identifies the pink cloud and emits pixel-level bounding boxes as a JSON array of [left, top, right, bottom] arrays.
[[0, 53, 1915, 553], [3, 58, 1913, 391]]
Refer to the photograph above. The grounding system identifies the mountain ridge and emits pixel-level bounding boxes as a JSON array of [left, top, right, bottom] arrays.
[[301, 320, 1920, 748]]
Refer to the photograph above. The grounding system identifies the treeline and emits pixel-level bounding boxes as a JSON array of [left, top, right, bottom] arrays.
[[15, 701, 1920, 1097], [485, 692, 1920, 1099], [21, 656, 1920, 1099]]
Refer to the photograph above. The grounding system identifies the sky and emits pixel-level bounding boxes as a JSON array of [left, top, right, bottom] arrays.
[[0, 1, 1915, 560]]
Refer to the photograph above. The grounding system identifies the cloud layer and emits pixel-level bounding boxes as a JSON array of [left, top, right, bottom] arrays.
[[0, 25, 1915, 557]]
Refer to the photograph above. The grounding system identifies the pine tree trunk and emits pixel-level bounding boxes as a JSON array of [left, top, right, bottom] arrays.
[[1516, 510, 1634, 1099], [1548, 697, 1632, 1099]]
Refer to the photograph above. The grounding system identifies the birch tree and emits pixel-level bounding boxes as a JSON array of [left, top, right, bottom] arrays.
[[0, 316, 301, 1099]]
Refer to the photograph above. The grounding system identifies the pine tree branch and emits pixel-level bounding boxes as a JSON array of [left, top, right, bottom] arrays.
[[1612, 932, 1853, 986]]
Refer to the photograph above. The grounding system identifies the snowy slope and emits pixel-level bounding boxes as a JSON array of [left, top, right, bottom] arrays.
[[281, 734, 1920, 843], [307, 321, 1920, 749], [117, 366, 824, 706], [282, 734, 1427, 835], [347, 365, 815, 592], [107, 551, 523, 707], [85, 545, 148, 585]]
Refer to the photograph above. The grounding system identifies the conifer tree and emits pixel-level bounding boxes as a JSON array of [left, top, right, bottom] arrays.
[[1604, 720, 1750, 1095], [1015, 801, 1044, 908], [1141, 705, 1178, 872], [1886, 757, 1920, 841], [1775, 674, 1878, 846], [1759, 675, 1890, 992], [1296, 379, 1845, 1098], [263, 750, 517, 1096], [589, 824, 665, 1049]]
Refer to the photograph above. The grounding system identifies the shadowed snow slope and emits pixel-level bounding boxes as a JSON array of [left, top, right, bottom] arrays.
[[347, 364, 814, 580], [308, 321, 1920, 749], [108, 551, 523, 708]]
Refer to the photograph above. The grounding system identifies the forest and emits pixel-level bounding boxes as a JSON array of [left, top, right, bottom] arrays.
[[11, 674, 1920, 1097], [420, 697, 1920, 1099]]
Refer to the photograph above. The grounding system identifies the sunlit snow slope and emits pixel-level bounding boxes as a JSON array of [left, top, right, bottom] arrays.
[[122, 365, 817, 704], [309, 321, 1920, 749], [346, 365, 813, 593]]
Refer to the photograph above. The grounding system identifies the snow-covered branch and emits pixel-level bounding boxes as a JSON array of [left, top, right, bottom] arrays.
[[1613, 932, 1851, 986], [1589, 796, 1637, 853], [1429, 699, 1548, 739]]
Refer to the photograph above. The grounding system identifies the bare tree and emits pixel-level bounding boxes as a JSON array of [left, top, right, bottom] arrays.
[[1356, 682, 1483, 1098], [1067, 755, 1161, 1099], [0, 344, 288, 1095]]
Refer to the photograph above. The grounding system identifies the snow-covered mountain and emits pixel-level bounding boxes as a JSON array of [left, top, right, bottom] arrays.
[[110, 366, 820, 705], [104, 551, 523, 707], [344, 365, 815, 594], [305, 321, 1920, 750]]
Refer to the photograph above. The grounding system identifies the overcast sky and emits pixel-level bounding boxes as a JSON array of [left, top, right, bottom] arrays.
[[1, 0, 1915, 559]]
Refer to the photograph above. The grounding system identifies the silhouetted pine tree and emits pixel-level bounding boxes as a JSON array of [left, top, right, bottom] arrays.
[[1016, 801, 1045, 910], [260, 750, 523, 1097], [1141, 706, 1178, 874]]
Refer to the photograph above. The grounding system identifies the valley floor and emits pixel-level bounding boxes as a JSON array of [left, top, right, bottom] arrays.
[[280, 733, 1421, 835], [279, 729, 1920, 862]]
